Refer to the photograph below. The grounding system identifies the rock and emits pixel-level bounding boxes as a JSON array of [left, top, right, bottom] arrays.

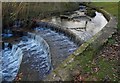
[[54, 76, 61, 81], [68, 58, 74, 64], [103, 76, 110, 82], [101, 54, 106, 57], [113, 44, 119, 47], [64, 63, 67, 68]]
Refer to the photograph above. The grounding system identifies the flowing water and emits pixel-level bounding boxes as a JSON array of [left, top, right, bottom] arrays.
[[2, 33, 51, 81], [2, 44, 23, 81], [2, 28, 78, 81], [35, 27, 79, 68]]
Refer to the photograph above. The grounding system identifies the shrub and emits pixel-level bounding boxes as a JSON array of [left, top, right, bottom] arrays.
[[85, 8, 96, 18]]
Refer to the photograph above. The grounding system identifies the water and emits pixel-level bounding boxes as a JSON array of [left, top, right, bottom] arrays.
[[35, 27, 78, 68], [2, 33, 51, 81], [2, 44, 23, 81], [21, 33, 51, 74], [42, 11, 108, 41], [2, 27, 78, 81], [2, 29, 13, 38], [2, 33, 13, 38]]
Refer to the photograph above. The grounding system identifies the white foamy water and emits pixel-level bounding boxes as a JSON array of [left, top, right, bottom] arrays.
[[2, 45, 23, 81], [2, 33, 51, 81]]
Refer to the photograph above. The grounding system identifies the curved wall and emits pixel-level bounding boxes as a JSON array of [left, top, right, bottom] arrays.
[[44, 5, 117, 81], [37, 22, 83, 46]]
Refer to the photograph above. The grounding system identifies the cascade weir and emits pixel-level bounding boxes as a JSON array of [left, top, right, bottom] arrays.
[[2, 33, 51, 81], [2, 8, 108, 81], [2, 22, 80, 81]]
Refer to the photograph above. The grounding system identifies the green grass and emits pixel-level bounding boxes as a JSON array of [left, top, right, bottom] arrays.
[[92, 57, 118, 81], [91, 2, 118, 17], [89, 2, 118, 80], [69, 2, 119, 81], [107, 37, 116, 45], [71, 47, 118, 81]]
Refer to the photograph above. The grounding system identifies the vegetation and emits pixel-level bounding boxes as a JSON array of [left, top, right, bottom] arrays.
[[2, 2, 79, 32], [85, 8, 96, 18], [91, 2, 118, 17], [2, 2, 79, 21]]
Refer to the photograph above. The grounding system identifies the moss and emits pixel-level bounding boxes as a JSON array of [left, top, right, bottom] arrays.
[[74, 42, 89, 56], [85, 8, 96, 18], [66, 60, 79, 69], [107, 37, 116, 45]]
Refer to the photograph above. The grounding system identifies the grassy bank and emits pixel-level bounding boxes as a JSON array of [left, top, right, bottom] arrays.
[[72, 2, 119, 81], [49, 2, 119, 81], [91, 2, 118, 17], [45, 2, 118, 81]]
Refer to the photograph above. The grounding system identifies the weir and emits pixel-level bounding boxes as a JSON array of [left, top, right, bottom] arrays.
[[34, 27, 78, 69], [2, 44, 23, 81], [37, 22, 83, 46], [1, 4, 109, 81], [2, 33, 51, 81]]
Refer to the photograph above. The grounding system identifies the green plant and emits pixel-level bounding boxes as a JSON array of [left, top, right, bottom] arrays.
[[107, 38, 116, 45], [85, 8, 96, 18]]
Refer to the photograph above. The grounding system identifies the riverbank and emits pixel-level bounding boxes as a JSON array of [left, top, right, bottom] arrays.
[[73, 2, 119, 82], [44, 2, 118, 82]]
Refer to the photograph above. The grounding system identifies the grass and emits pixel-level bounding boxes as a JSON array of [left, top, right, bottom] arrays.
[[93, 57, 118, 81], [71, 45, 118, 81], [91, 2, 118, 17], [91, 2, 120, 43], [71, 2, 119, 81], [107, 37, 117, 44]]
